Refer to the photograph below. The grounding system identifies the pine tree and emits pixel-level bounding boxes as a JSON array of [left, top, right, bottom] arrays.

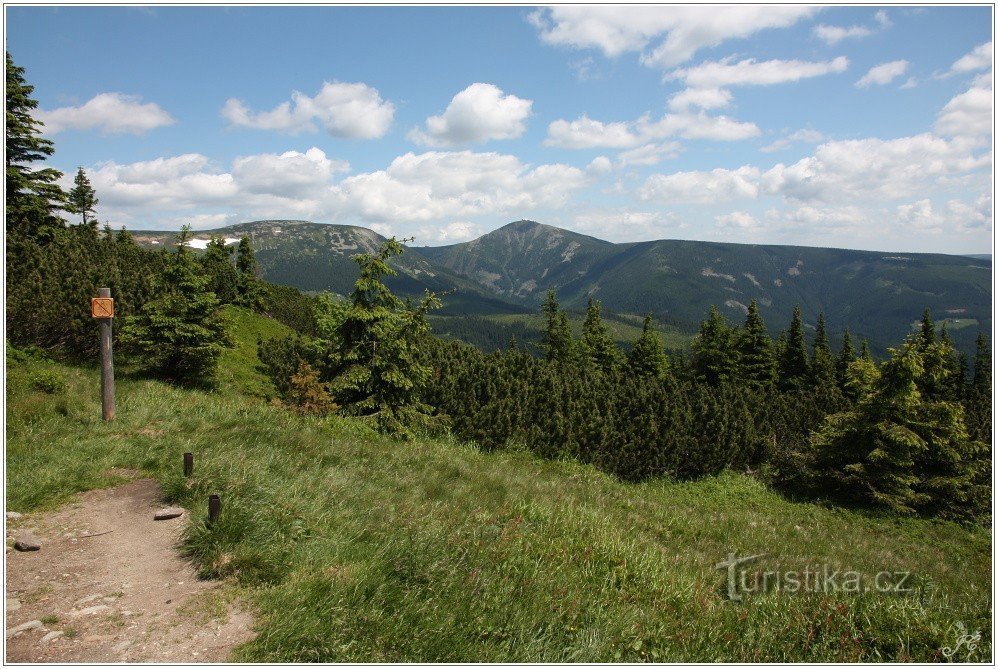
[[66, 167, 98, 228], [6, 52, 65, 236], [966, 332, 992, 444], [917, 308, 936, 350], [779, 305, 810, 389], [540, 291, 575, 364], [627, 315, 670, 381], [580, 297, 623, 373], [120, 226, 232, 386], [327, 237, 442, 438], [736, 300, 776, 389], [859, 339, 873, 362]]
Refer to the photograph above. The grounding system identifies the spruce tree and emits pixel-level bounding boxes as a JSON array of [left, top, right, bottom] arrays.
[[120, 226, 231, 386], [540, 290, 574, 364], [6, 52, 65, 236], [779, 305, 810, 389], [736, 300, 776, 389], [200, 238, 239, 304], [691, 306, 738, 386], [966, 332, 992, 444], [810, 312, 836, 387], [235, 235, 263, 307], [627, 315, 670, 381], [327, 237, 442, 438], [67, 166, 98, 228], [580, 297, 623, 373], [836, 328, 856, 384]]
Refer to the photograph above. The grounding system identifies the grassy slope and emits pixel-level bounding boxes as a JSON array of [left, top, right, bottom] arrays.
[[5, 311, 992, 662]]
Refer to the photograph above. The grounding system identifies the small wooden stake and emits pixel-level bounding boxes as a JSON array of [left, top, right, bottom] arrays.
[[95, 287, 115, 421], [183, 452, 194, 478], [208, 494, 221, 523]]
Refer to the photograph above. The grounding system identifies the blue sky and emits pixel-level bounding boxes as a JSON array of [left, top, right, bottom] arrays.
[[5, 5, 993, 253]]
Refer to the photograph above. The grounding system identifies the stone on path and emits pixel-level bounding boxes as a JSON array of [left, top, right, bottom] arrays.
[[14, 532, 41, 551], [72, 604, 111, 617], [6, 511, 23, 521], [153, 507, 184, 521], [40, 631, 64, 644], [7, 597, 21, 611], [6, 620, 42, 638]]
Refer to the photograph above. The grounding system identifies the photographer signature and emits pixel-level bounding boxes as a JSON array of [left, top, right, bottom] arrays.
[[941, 622, 982, 660]]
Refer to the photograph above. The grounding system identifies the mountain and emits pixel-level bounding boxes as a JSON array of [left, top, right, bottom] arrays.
[[132, 219, 991, 355], [427, 221, 992, 353], [130, 220, 530, 317]]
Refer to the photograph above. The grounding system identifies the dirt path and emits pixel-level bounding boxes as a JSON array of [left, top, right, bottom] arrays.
[[5, 477, 254, 662]]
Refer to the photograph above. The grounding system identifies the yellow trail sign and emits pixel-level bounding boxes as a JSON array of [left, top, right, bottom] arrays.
[[91, 297, 114, 319]]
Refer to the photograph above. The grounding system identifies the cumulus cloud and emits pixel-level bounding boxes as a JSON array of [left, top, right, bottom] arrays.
[[222, 81, 395, 138], [638, 133, 989, 205], [231, 148, 349, 198], [528, 6, 816, 67], [617, 142, 683, 167], [37, 93, 175, 135], [670, 56, 849, 88], [570, 208, 684, 241], [856, 60, 909, 88], [760, 128, 826, 153], [667, 87, 732, 111], [408, 83, 532, 147], [813, 24, 872, 45], [715, 211, 761, 230], [414, 221, 483, 244], [545, 110, 759, 148], [950, 42, 993, 74], [935, 85, 993, 142]]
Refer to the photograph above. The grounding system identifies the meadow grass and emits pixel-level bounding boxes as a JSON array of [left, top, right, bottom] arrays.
[[4, 314, 992, 662]]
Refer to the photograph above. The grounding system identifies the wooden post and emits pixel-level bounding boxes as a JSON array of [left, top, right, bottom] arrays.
[[183, 452, 194, 478], [208, 494, 221, 523], [95, 288, 115, 421]]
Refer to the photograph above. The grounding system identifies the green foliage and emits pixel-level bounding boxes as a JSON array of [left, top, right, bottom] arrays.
[[810, 337, 986, 520], [66, 166, 99, 228], [736, 300, 776, 389], [27, 367, 66, 394], [120, 227, 232, 387], [691, 306, 738, 386], [540, 291, 575, 363], [779, 306, 810, 390], [5, 52, 65, 237], [200, 238, 240, 304], [627, 315, 670, 381], [579, 298, 623, 373], [235, 236, 264, 308], [327, 238, 443, 438]]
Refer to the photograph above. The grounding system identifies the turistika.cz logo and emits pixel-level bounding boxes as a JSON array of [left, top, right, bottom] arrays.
[[715, 552, 913, 601]]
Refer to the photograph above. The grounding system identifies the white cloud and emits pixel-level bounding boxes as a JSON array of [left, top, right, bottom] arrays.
[[935, 85, 993, 142], [715, 211, 760, 230], [569, 207, 684, 241], [408, 83, 532, 147], [617, 142, 683, 167], [638, 133, 989, 205], [670, 56, 849, 88], [231, 148, 349, 197], [222, 81, 395, 138], [545, 110, 759, 148], [528, 6, 817, 67], [856, 60, 909, 88], [667, 87, 732, 111], [950, 42, 993, 74], [900, 77, 918, 90], [813, 24, 872, 45], [874, 10, 892, 28], [84, 148, 600, 231], [414, 221, 483, 244], [37, 93, 174, 135], [760, 128, 826, 153]]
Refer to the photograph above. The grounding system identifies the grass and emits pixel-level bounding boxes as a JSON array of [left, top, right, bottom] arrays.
[[4, 314, 992, 662]]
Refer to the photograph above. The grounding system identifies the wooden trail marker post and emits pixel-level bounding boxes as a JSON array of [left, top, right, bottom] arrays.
[[92, 288, 115, 421]]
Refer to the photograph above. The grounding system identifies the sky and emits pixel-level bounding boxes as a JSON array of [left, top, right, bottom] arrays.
[[5, 5, 994, 253]]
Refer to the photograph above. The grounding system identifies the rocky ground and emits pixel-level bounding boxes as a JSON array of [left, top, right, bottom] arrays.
[[5, 476, 253, 662]]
